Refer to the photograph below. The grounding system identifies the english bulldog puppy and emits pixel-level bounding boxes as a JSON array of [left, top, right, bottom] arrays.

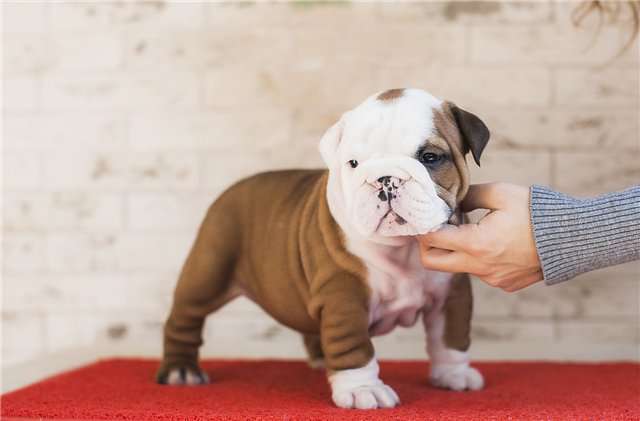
[[157, 88, 490, 409]]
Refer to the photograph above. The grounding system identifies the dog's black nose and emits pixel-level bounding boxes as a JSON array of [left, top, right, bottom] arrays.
[[377, 176, 400, 202]]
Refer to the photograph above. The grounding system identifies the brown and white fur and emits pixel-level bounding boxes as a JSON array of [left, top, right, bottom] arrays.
[[157, 88, 490, 410]]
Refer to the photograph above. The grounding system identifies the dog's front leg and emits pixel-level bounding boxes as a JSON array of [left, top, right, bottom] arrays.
[[310, 277, 399, 409], [424, 273, 484, 391]]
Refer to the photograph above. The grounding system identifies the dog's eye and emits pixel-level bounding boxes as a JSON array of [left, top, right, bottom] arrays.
[[420, 153, 442, 164], [347, 160, 359, 169]]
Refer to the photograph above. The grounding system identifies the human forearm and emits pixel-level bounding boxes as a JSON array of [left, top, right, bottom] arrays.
[[530, 185, 640, 285]]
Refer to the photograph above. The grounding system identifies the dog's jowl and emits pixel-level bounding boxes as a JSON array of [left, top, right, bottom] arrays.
[[157, 88, 490, 409]]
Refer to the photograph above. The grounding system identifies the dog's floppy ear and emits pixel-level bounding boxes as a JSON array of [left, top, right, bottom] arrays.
[[318, 117, 345, 168], [448, 103, 490, 166]]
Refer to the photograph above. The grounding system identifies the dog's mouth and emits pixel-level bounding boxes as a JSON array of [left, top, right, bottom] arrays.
[[375, 209, 407, 232], [389, 211, 407, 225]]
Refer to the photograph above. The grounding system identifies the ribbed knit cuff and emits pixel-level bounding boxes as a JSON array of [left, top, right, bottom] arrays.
[[530, 185, 640, 285]]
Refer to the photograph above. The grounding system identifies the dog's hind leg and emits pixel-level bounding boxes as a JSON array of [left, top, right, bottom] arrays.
[[423, 273, 484, 391], [303, 334, 325, 369], [156, 202, 241, 386]]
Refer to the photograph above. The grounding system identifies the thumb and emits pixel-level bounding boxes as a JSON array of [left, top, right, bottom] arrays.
[[461, 183, 509, 212]]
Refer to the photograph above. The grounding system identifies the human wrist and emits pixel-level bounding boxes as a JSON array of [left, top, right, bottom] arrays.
[[530, 185, 582, 284]]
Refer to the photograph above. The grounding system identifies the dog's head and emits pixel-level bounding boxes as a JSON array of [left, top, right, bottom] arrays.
[[320, 88, 489, 244]]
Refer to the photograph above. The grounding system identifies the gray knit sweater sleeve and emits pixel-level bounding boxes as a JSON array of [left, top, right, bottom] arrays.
[[530, 185, 640, 285]]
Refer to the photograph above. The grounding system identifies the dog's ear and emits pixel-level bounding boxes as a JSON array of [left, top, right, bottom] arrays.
[[318, 117, 345, 168], [448, 103, 490, 166]]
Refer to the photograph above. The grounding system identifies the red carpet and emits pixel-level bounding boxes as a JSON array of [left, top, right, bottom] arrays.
[[2, 359, 639, 420]]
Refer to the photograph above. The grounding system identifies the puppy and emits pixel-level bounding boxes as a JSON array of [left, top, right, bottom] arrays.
[[157, 88, 489, 409]]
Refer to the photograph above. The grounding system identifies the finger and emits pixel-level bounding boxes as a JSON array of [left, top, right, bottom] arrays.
[[419, 224, 480, 252], [420, 248, 479, 274], [460, 183, 508, 213]]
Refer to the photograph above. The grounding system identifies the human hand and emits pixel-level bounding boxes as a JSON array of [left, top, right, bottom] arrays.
[[418, 183, 543, 292]]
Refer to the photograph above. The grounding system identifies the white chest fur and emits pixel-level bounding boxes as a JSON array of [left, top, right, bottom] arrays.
[[346, 238, 454, 336]]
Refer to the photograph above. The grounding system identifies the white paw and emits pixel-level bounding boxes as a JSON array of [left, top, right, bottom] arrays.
[[166, 367, 210, 386], [430, 363, 484, 391], [333, 383, 399, 409], [329, 358, 400, 409]]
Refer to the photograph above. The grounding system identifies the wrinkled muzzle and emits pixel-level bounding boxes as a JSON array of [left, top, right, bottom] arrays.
[[348, 157, 451, 237]]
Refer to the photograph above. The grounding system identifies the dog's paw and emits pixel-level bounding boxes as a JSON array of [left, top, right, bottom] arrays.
[[332, 383, 400, 409], [329, 358, 399, 409], [156, 365, 209, 386], [430, 363, 484, 391]]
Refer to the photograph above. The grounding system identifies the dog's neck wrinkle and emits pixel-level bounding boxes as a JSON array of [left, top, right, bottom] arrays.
[[348, 237, 417, 280]]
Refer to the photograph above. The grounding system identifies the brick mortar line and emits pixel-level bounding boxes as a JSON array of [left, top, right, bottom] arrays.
[[474, 315, 640, 322], [4, 145, 638, 153], [3, 106, 638, 119]]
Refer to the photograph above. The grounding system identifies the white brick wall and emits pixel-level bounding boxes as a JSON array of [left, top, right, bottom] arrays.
[[2, 1, 639, 369]]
